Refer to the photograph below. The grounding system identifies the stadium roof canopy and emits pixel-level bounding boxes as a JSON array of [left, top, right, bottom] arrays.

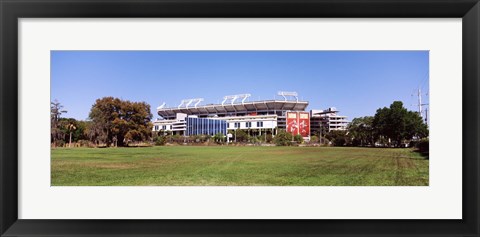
[[157, 100, 309, 119]]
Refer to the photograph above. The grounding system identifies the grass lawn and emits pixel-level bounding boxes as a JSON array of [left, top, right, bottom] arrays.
[[51, 146, 428, 186]]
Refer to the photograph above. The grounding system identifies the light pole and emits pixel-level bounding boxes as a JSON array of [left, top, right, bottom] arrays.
[[320, 127, 322, 145]]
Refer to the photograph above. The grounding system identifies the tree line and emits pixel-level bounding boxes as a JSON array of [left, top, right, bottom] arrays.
[[51, 97, 153, 147], [325, 101, 428, 148], [52, 98, 428, 149]]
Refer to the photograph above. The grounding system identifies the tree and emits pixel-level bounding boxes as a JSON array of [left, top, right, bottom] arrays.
[[265, 133, 273, 143], [273, 129, 293, 146], [154, 136, 166, 146], [234, 129, 248, 143], [84, 120, 103, 145], [325, 130, 349, 146], [58, 119, 76, 147], [51, 100, 67, 147], [319, 126, 328, 145], [372, 101, 428, 147], [88, 97, 153, 146], [348, 116, 375, 146], [405, 110, 429, 139], [213, 132, 226, 144], [51, 118, 88, 147], [66, 122, 76, 147]]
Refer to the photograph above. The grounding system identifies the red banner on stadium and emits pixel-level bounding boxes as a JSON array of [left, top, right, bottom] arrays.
[[286, 112, 299, 136], [298, 112, 310, 138], [286, 112, 310, 138]]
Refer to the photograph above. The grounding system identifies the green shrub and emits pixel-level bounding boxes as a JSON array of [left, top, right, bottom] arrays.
[[416, 138, 429, 153], [326, 130, 349, 146], [294, 134, 304, 143], [234, 129, 248, 143], [273, 130, 293, 146], [266, 134, 273, 143], [77, 139, 90, 147], [250, 136, 260, 144], [55, 140, 65, 147], [333, 137, 347, 146], [213, 133, 226, 144], [155, 136, 166, 146]]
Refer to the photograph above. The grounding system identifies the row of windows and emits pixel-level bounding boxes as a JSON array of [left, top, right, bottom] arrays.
[[154, 125, 169, 131], [157, 120, 268, 132], [227, 121, 265, 128]]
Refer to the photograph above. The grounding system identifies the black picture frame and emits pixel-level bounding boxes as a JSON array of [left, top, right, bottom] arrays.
[[1, 0, 479, 236]]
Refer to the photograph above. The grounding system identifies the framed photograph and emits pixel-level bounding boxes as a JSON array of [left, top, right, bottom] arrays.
[[1, 0, 479, 236]]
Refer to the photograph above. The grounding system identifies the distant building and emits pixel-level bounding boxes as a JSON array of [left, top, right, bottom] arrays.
[[310, 107, 349, 136], [152, 92, 348, 141], [153, 113, 187, 135]]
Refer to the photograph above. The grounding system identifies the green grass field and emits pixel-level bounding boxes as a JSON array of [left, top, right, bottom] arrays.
[[51, 146, 428, 186]]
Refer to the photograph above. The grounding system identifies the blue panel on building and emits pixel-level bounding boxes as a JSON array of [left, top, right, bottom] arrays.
[[186, 117, 227, 136]]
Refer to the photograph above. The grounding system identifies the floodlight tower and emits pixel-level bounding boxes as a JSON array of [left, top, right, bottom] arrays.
[[277, 91, 299, 102], [193, 98, 203, 108], [222, 94, 251, 105], [157, 102, 166, 110], [178, 98, 204, 109], [177, 100, 186, 109]]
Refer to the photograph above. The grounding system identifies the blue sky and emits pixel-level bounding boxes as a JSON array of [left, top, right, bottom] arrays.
[[51, 51, 429, 121]]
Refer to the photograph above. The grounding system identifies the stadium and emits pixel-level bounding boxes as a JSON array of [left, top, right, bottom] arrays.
[[153, 91, 348, 141]]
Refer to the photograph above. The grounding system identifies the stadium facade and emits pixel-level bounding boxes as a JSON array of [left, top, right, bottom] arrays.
[[153, 92, 348, 140]]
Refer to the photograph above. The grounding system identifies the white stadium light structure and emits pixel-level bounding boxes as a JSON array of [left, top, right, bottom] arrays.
[[178, 98, 204, 109], [277, 91, 299, 102], [157, 102, 166, 110], [277, 91, 298, 102], [222, 94, 251, 105], [194, 99, 203, 108]]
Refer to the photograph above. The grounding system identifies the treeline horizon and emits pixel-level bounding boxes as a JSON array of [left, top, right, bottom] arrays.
[[51, 97, 428, 149], [51, 97, 153, 147], [320, 101, 429, 149]]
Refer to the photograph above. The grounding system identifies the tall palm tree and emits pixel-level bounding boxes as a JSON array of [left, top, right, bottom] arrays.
[[51, 100, 67, 147], [67, 123, 76, 148]]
